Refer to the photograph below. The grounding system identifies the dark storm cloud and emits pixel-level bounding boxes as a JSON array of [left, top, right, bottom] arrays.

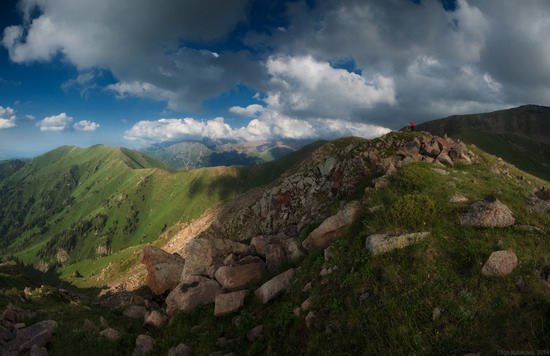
[[2, 0, 550, 139]]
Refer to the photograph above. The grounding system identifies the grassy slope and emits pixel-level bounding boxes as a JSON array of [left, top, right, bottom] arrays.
[[146, 145, 549, 355], [454, 127, 550, 181], [0, 145, 244, 264], [1, 138, 549, 355]]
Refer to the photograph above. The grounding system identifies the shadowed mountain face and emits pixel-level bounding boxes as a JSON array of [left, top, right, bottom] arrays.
[[415, 105, 550, 180]]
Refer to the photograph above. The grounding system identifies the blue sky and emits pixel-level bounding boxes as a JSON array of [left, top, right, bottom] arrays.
[[1, 0, 549, 158]]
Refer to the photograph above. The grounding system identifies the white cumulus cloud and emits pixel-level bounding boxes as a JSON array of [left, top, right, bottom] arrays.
[[36, 113, 100, 133], [0, 106, 16, 129], [74, 120, 100, 132]]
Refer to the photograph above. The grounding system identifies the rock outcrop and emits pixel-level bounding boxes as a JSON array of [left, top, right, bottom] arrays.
[[141, 246, 185, 295], [181, 238, 248, 279], [459, 196, 515, 227]]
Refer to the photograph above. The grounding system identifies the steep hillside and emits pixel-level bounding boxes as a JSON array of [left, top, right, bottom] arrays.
[[0, 145, 241, 267], [414, 105, 550, 180], [2, 131, 548, 355]]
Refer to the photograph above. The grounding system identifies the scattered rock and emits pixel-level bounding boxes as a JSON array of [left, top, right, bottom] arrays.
[[514, 225, 544, 234], [255, 269, 295, 304], [450, 193, 468, 203], [481, 250, 518, 277], [324, 246, 337, 261], [168, 343, 192, 356], [528, 186, 550, 211], [300, 298, 312, 312], [99, 328, 120, 341], [214, 290, 248, 317], [302, 282, 312, 293], [265, 243, 287, 273], [141, 246, 185, 295], [365, 232, 430, 255], [166, 276, 223, 316], [29, 344, 49, 356], [82, 319, 98, 332], [293, 307, 301, 316], [214, 257, 266, 291], [99, 316, 109, 329], [459, 196, 515, 228], [432, 307, 442, 321], [305, 311, 316, 330], [247, 325, 264, 343], [302, 201, 361, 251], [133, 334, 155, 356], [432, 168, 449, 176], [123, 305, 147, 319], [144, 310, 167, 329]]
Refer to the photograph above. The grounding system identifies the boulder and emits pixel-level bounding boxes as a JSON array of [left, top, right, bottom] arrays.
[[365, 232, 430, 255], [19, 320, 58, 341], [214, 257, 266, 291], [123, 305, 147, 319], [168, 343, 192, 356], [165, 276, 223, 317], [214, 290, 248, 317], [450, 193, 468, 203], [19, 330, 52, 353], [247, 325, 264, 343], [266, 243, 287, 273], [132, 334, 155, 356], [144, 310, 167, 329], [141, 246, 185, 295], [29, 344, 48, 356], [99, 328, 120, 341], [459, 196, 515, 227], [181, 238, 248, 279], [481, 250, 518, 277], [302, 201, 361, 251], [255, 269, 295, 304], [82, 319, 98, 332]]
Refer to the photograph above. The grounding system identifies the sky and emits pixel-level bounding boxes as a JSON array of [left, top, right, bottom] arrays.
[[0, 0, 549, 158]]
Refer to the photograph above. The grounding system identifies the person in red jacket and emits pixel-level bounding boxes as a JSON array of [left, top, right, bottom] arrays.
[[409, 121, 416, 132]]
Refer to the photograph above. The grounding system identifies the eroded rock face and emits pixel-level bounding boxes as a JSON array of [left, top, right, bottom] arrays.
[[141, 246, 185, 295], [302, 201, 362, 251], [365, 232, 430, 255], [255, 269, 295, 304], [165, 276, 223, 317], [481, 250, 518, 277], [459, 196, 515, 228], [214, 257, 266, 291], [181, 238, 248, 279]]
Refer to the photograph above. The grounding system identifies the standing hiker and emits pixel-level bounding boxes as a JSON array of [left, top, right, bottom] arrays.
[[409, 121, 416, 132]]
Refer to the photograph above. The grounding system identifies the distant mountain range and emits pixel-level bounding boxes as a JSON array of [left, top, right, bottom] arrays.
[[415, 105, 550, 181], [142, 138, 314, 170]]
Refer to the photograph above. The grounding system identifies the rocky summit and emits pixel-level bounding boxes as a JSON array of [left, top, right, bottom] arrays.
[[1, 131, 548, 355]]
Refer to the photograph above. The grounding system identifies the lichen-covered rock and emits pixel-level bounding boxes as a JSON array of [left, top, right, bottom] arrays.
[[365, 232, 430, 255], [140, 246, 184, 295], [481, 250, 518, 277], [459, 196, 515, 227], [302, 201, 361, 251]]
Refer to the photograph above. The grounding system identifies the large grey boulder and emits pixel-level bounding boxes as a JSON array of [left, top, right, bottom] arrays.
[[302, 201, 361, 251], [181, 238, 248, 279], [481, 250, 518, 277], [214, 256, 266, 291], [459, 196, 515, 228], [141, 246, 185, 295], [214, 290, 248, 317], [365, 232, 430, 255], [255, 269, 295, 304], [165, 276, 223, 317]]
